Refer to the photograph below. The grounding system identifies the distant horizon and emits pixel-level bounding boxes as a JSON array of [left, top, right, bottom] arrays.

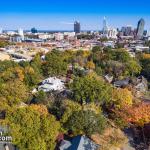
[[0, 0, 150, 30]]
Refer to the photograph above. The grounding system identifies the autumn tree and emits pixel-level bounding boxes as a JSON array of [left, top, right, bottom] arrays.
[[111, 88, 133, 109], [85, 60, 95, 70], [115, 103, 150, 127], [5, 105, 60, 150], [0, 79, 30, 106]]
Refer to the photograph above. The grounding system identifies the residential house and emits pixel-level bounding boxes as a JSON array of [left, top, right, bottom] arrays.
[[38, 77, 65, 92], [113, 78, 130, 88], [59, 135, 99, 150]]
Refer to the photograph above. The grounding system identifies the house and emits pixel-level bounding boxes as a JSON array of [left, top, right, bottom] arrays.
[[113, 78, 130, 88], [59, 135, 99, 150], [134, 76, 148, 93], [130, 76, 148, 97], [38, 77, 65, 92], [104, 74, 113, 83]]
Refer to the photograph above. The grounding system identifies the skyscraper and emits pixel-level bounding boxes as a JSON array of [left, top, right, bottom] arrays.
[[136, 18, 145, 39], [18, 28, 24, 40], [102, 17, 118, 39], [74, 21, 80, 33], [121, 26, 132, 36], [103, 16, 108, 34]]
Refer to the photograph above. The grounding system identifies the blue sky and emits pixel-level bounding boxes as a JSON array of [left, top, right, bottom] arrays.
[[0, 0, 150, 30]]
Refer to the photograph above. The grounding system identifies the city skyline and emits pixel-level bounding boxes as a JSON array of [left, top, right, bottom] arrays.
[[0, 0, 150, 30]]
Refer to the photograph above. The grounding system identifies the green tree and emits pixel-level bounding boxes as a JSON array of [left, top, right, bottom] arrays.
[[5, 105, 60, 150], [42, 50, 67, 76], [0, 60, 18, 74], [24, 66, 41, 87], [32, 91, 48, 105], [113, 49, 131, 63], [139, 55, 150, 80], [126, 60, 141, 76], [70, 74, 112, 105], [64, 110, 107, 136]]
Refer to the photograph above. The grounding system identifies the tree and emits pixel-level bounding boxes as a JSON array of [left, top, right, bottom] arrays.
[[60, 100, 82, 123], [0, 66, 24, 82], [105, 60, 127, 78], [70, 74, 112, 105], [42, 50, 67, 76], [31, 54, 43, 74], [0, 79, 30, 106], [114, 102, 150, 127], [113, 49, 131, 63], [0, 41, 12, 48], [140, 54, 150, 80], [24, 66, 41, 87], [85, 61, 95, 70], [64, 110, 107, 136], [0, 60, 18, 74], [92, 46, 102, 53], [126, 60, 142, 76], [111, 88, 133, 109], [72, 50, 91, 68], [32, 91, 48, 105], [5, 105, 60, 150]]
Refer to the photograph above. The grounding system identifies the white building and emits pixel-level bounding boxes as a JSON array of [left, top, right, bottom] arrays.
[[18, 28, 24, 40], [64, 32, 75, 38], [38, 77, 65, 92], [103, 41, 115, 48], [55, 33, 64, 41], [102, 17, 118, 39], [0, 28, 3, 34], [38, 33, 54, 40], [7, 31, 16, 36]]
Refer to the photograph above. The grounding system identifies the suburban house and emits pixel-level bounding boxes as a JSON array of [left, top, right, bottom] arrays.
[[131, 76, 148, 97], [58, 135, 99, 150], [113, 78, 130, 88], [113, 76, 148, 98], [38, 77, 65, 92]]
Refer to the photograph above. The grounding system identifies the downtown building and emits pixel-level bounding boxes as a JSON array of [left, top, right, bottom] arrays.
[[136, 18, 145, 39], [102, 17, 118, 39], [74, 21, 81, 34]]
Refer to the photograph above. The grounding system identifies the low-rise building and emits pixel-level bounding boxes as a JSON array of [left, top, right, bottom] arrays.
[[59, 135, 99, 150], [38, 77, 65, 92]]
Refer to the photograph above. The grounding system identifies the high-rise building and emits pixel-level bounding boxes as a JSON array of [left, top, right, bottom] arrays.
[[121, 26, 132, 36], [74, 21, 80, 33], [136, 18, 145, 39], [18, 28, 24, 40], [18, 28, 24, 36], [146, 29, 150, 37], [103, 16, 108, 34], [102, 17, 117, 39]]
